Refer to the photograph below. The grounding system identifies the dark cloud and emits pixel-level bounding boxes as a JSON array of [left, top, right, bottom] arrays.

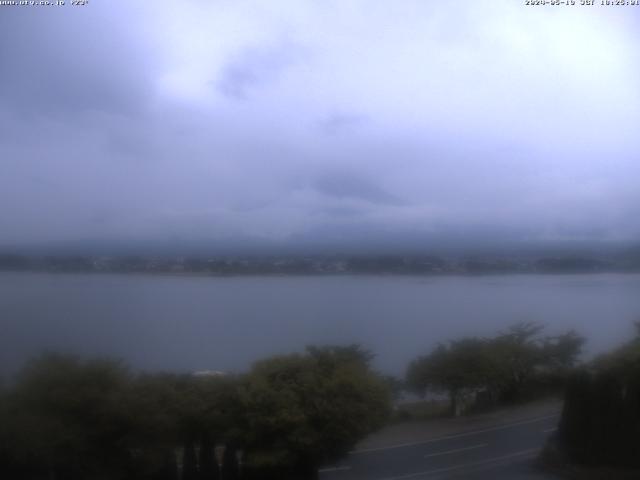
[[319, 112, 369, 135], [317, 205, 369, 218], [216, 42, 303, 100], [313, 173, 404, 206]]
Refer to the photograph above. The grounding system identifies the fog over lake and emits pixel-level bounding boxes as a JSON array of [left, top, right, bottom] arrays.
[[2, 272, 639, 377]]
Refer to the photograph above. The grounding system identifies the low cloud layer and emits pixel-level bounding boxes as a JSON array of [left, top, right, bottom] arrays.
[[1, 1, 639, 252]]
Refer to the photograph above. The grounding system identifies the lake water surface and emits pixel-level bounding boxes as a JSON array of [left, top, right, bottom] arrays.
[[2, 272, 639, 376]]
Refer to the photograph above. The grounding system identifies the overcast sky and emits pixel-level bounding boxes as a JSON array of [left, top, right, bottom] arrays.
[[1, 1, 639, 252]]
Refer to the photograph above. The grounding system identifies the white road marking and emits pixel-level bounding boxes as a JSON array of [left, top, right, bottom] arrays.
[[376, 448, 540, 480], [351, 413, 559, 455], [424, 443, 487, 458], [319, 466, 352, 473]]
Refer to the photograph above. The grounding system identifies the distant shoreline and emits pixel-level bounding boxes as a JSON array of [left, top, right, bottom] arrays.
[[1, 252, 639, 278], [2, 268, 640, 279]]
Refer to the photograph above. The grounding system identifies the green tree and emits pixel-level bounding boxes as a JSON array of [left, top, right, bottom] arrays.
[[5, 353, 133, 480], [487, 322, 546, 401], [125, 372, 240, 479], [406, 337, 493, 415], [540, 329, 585, 370], [407, 323, 585, 414], [592, 321, 640, 380], [557, 326, 640, 469], [237, 345, 391, 479]]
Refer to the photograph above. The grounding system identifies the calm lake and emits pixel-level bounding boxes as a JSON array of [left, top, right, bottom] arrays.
[[1, 272, 639, 376]]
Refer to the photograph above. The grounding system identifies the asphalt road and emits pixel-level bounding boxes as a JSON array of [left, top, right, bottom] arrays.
[[319, 412, 560, 480]]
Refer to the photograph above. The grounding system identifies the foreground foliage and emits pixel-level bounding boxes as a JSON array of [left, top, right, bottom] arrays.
[[406, 322, 584, 415], [556, 323, 640, 469], [238, 346, 390, 479], [0, 346, 391, 480]]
